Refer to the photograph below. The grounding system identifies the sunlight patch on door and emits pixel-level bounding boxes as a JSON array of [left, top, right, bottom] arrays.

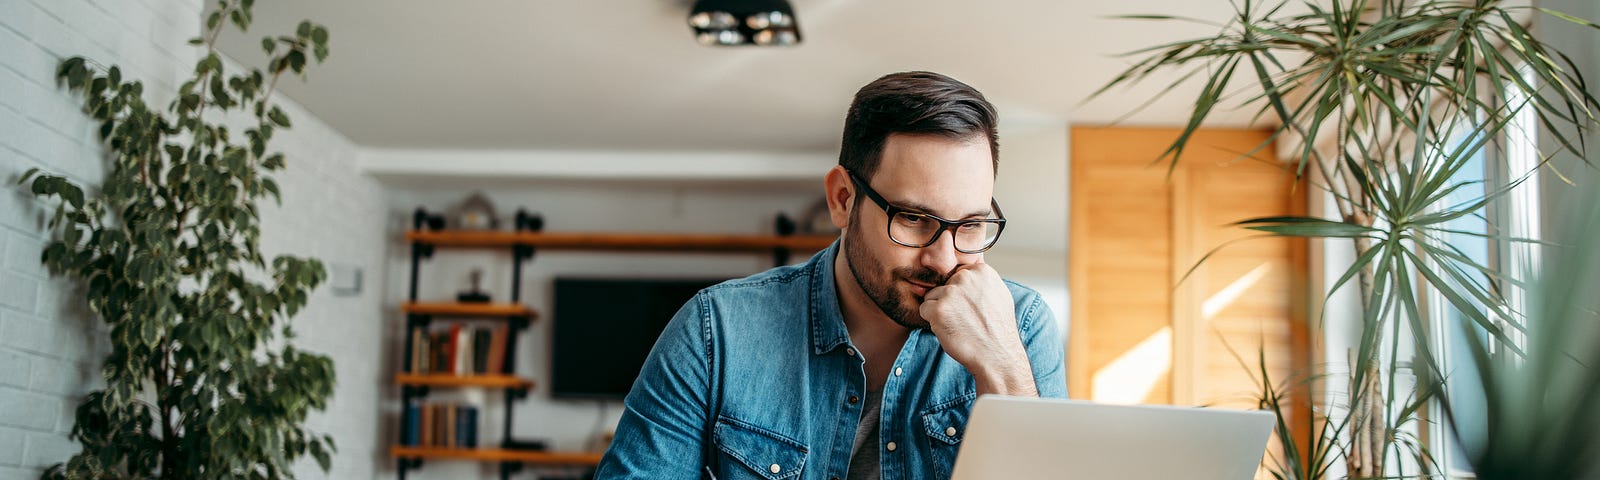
[[1202, 263, 1272, 320], [1092, 327, 1172, 404]]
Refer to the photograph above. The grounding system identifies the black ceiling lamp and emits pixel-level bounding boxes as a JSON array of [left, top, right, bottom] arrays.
[[688, 0, 802, 47]]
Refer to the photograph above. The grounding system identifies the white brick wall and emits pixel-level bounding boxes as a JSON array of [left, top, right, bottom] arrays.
[[1, 0, 388, 479], [251, 67, 388, 480]]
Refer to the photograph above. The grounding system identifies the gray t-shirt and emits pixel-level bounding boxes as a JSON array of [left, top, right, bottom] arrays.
[[846, 390, 884, 480]]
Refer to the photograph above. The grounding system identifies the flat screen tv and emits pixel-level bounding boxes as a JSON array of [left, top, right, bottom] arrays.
[[550, 277, 726, 399]]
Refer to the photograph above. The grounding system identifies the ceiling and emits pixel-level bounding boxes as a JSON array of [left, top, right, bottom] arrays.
[[215, 0, 1268, 153]]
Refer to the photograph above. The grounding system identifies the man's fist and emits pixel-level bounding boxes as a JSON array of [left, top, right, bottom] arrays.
[[919, 262, 1038, 396]]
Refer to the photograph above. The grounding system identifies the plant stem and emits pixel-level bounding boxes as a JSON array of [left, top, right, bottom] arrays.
[[157, 342, 179, 476], [203, 1, 235, 49]]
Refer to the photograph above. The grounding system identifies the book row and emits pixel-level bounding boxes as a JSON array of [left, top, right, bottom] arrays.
[[401, 402, 480, 448], [408, 324, 509, 375]]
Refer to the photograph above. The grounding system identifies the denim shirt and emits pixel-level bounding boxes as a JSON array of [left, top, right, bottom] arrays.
[[595, 240, 1068, 480]]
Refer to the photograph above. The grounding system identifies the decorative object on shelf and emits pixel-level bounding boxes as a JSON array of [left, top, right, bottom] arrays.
[[800, 196, 840, 236], [774, 213, 797, 236], [450, 192, 500, 230], [688, 0, 801, 46], [457, 268, 492, 303]]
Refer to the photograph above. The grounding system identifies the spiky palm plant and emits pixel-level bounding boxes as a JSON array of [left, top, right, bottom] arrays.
[[1097, 0, 1599, 478]]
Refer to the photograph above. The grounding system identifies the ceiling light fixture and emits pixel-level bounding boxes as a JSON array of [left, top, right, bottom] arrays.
[[688, 0, 802, 47]]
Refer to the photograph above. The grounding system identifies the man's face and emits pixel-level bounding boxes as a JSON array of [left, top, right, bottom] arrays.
[[844, 133, 996, 329]]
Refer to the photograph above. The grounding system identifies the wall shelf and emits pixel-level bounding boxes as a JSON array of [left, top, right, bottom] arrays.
[[406, 230, 836, 253], [395, 374, 534, 389], [390, 446, 603, 466], [395, 208, 833, 479], [400, 302, 536, 318]]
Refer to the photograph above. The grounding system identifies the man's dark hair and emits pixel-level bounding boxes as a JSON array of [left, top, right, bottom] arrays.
[[839, 71, 1000, 180]]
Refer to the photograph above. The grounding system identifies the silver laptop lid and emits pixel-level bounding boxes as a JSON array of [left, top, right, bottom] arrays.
[[951, 395, 1274, 480]]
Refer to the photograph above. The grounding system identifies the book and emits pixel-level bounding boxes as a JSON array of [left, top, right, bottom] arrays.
[[402, 400, 421, 446], [418, 330, 430, 374], [456, 405, 478, 448], [430, 332, 450, 374], [444, 403, 457, 448], [407, 326, 420, 373], [472, 328, 491, 374], [419, 403, 434, 447], [448, 324, 463, 376], [486, 325, 507, 374]]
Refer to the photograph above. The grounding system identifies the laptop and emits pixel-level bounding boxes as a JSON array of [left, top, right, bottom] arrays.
[[951, 395, 1275, 480]]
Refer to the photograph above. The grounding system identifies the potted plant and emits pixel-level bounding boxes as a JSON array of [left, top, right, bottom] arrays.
[[19, 1, 337, 477], [1096, 0, 1599, 477]]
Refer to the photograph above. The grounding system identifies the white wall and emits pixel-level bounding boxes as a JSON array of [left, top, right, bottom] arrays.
[[0, 1, 388, 479], [987, 123, 1070, 328], [251, 76, 389, 480]]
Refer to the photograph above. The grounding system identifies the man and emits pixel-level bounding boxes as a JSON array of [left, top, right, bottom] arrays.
[[595, 71, 1067, 480]]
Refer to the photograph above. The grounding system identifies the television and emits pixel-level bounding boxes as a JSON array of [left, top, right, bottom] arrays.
[[550, 277, 727, 399]]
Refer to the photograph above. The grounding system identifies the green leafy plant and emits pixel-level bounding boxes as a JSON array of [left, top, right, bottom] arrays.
[[1097, 0, 1599, 478], [19, 1, 336, 478]]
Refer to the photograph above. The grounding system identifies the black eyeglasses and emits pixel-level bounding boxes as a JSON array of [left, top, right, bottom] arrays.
[[847, 170, 1006, 254]]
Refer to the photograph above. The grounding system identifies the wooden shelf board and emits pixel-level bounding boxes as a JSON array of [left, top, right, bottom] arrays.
[[395, 374, 534, 389], [401, 302, 535, 318], [390, 446, 602, 465], [406, 230, 836, 252]]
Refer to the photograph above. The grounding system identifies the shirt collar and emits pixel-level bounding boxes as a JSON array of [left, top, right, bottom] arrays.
[[809, 238, 852, 355]]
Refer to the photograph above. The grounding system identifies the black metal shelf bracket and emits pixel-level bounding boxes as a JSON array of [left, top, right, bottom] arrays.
[[398, 207, 545, 480], [500, 461, 524, 479], [773, 212, 798, 266]]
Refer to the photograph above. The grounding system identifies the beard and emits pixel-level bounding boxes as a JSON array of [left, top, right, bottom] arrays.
[[843, 207, 948, 329]]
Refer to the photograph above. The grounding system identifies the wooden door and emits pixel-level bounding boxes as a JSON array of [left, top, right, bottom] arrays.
[[1068, 126, 1308, 409]]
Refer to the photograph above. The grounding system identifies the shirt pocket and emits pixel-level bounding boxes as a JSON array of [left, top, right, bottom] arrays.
[[712, 416, 808, 480], [920, 392, 976, 479]]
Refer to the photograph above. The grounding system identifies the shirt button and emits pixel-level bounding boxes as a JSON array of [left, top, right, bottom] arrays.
[[886, 441, 898, 452], [770, 464, 781, 474], [946, 426, 958, 436], [848, 395, 859, 404], [846, 347, 857, 356], [894, 367, 903, 376]]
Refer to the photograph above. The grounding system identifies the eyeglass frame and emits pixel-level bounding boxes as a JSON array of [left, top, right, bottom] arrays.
[[845, 170, 1007, 254]]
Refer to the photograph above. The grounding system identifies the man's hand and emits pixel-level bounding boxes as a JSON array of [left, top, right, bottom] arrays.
[[919, 262, 1038, 396]]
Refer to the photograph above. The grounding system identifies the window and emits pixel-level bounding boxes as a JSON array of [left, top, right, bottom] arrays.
[[1425, 64, 1541, 478]]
